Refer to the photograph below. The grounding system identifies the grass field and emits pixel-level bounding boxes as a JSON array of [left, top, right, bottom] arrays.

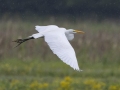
[[0, 16, 120, 90], [0, 59, 120, 90]]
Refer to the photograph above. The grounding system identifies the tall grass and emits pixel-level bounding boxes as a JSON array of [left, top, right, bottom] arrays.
[[0, 16, 120, 62]]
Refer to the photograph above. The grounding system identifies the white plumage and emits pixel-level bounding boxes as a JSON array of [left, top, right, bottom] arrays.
[[33, 25, 84, 71], [44, 29, 80, 70], [14, 25, 84, 71]]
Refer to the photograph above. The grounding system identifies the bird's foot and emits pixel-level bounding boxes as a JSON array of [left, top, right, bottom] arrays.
[[13, 37, 34, 48], [13, 39, 25, 48], [13, 39, 24, 43]]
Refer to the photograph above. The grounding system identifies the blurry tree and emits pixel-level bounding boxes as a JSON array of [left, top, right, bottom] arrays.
[[0, 0, 120, 17]]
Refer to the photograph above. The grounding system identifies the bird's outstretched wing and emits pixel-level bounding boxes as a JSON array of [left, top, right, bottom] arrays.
[[44, 30, 80, 71], [35, 25, 59, 33]]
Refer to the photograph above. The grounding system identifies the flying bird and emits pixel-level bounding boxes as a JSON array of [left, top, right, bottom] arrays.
[[13, 25, 84, 71]]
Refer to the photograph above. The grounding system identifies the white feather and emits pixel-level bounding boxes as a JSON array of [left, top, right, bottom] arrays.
[[65, 33, 74, 41], [30, 25, 82, 71], [43, 28, 81, 71], [31, 25, 58, 39], [31, 33, 43, 39], [35, 25, 59, 33]]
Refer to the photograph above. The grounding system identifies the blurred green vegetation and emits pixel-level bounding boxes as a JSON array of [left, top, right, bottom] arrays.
[[0, 59, 120, 90], [0, 16, 120, 90]]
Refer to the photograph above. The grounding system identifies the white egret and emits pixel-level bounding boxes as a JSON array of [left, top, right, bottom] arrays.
[[13, 25, 84, 71]]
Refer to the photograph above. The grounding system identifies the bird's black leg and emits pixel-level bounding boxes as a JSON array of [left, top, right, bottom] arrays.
[[13, 37, 34, 48]]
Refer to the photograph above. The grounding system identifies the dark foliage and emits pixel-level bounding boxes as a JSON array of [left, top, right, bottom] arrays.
[[0, 0, 120, 17]]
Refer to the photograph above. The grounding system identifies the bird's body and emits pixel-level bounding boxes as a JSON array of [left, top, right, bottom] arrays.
[[14, 25, 84, 71]]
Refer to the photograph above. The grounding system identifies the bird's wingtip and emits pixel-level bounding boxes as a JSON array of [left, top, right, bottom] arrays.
[[74, 68, 83, 72], [79, 70, 83, 72]]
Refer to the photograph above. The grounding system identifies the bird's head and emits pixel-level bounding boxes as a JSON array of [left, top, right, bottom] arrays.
[[68, 29, 84, 34]]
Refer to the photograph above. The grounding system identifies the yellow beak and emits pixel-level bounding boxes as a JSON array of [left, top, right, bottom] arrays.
[[74, 30, 84, 34]]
